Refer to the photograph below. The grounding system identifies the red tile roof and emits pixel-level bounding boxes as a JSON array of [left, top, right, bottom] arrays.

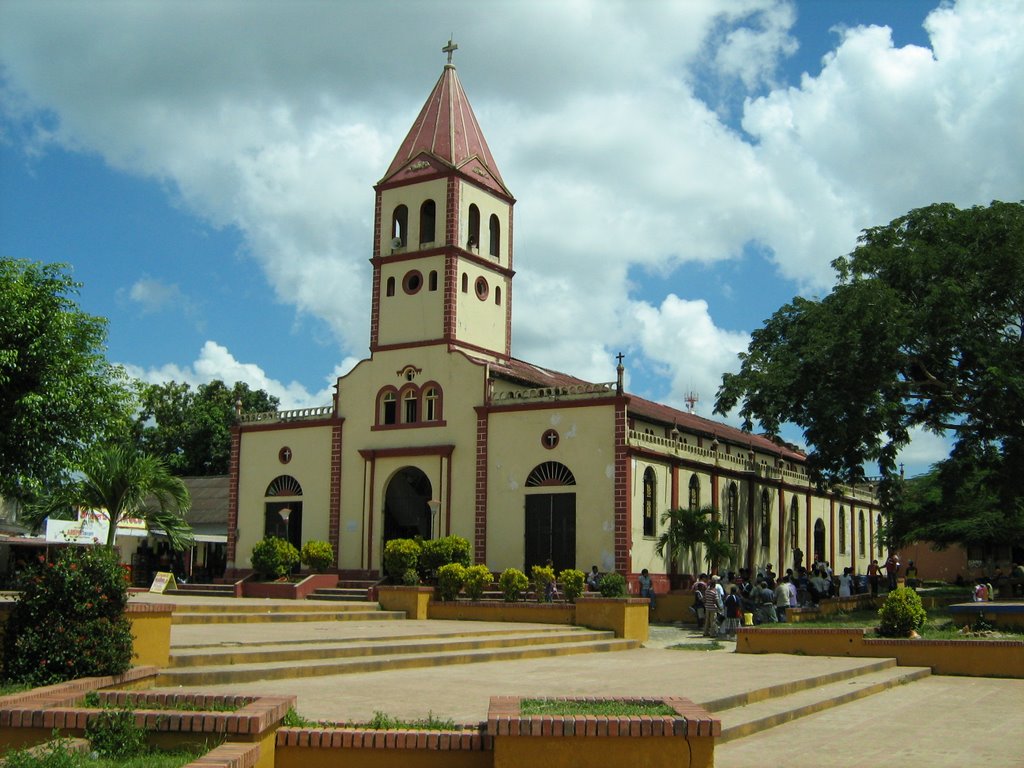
[[381, 65, 510, 198], [487, 356, 805, 461]]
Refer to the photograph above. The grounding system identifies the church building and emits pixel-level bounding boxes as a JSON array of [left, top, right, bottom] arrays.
[[227, 47, 880, 591]]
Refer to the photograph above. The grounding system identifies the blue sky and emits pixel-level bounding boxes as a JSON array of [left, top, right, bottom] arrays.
[[1, 0, 1021, 477]]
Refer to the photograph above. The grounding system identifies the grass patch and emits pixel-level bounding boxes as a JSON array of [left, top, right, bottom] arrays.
[[1, 739, 207, 768], [520, 699, 676, 717], [282, 707, 461, 731], [666, 641, 724, 652], [0, 681, 31, 696], [788, 607, 1023, 639], [78, 692, 240, 712]]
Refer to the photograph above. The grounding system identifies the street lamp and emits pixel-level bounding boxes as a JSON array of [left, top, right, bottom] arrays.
[[427, 499, 441, 539], [279, 508, 292, 543]]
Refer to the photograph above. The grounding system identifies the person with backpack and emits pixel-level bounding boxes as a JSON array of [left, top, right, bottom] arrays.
[[722, 585, 743, 638]]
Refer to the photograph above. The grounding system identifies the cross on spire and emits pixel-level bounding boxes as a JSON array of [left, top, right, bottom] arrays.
[[442, 37, 458, 65]]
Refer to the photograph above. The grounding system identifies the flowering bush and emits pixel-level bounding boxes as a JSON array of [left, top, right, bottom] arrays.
[[463, 565, 494, 600], [300, 540, 334, 573], [250, 536, 300, 579], [2, 546, 133, 686], [436, 563, 467, 601]]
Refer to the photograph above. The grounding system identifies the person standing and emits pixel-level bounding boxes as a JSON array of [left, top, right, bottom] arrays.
[[839, 567, 854, 598], [775, 576, 791, 621], [868, 559, 882, 597], [703, 575, 723, 637], [638, 568, 656, 612], [884, 553, 900, 591], [723, 586, 742, 638]]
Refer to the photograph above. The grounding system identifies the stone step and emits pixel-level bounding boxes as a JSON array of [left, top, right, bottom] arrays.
[[155, 633, 639, 686], [169, 601, 374, 615], [713, 663, 932, 743], [171, 608, 406, 625], [164, 588, 235, 598], [169, 628, 614, 668], [308, 587, 372, 601]]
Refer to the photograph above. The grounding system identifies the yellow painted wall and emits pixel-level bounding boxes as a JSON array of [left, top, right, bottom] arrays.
[[235, 424, 334, 570], [459, 182, 511, 267], [454, 258, 509, 354], [379, 178, 449, 253], [630, 459, 673, 574], [494, 736, 697, 768], [485, 403, 616, 573], [377, 253, 446, 346]]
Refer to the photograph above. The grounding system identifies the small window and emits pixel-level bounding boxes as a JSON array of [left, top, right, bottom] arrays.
[[475, 276, 489, 300], [789, 497, 799, 550], [688, 475, 700, 510], [643, 468, 656, 538], [403, 389, 418, 423], [727, 482, 738, 544], [461, 273, 468, 293], [760, 490, 771, 547], [859, 511, 866, 556], [419, 200, 436, 244], [424, 386, 440, 421], [467, 204, 480, 250], [495, 286, 501, 305], [428, 270, 438, 291], [489, 214, 500, 257], [403, 270, 423, 294], [876, 514, 884, 556], [385, 276, 396, 297], [380, 391, 397, 425], [391, 205, 408, 247], [838, 507, 847, 554]]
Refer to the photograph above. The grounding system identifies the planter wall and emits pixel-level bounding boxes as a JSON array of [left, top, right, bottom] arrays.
[[126, 602, 173, 667], [428, 600, 575, 627], [377, 586, 434, 620], [575, 597, 650, 642], [736, 626, 1024, 678], [241, 573, 338, 600]]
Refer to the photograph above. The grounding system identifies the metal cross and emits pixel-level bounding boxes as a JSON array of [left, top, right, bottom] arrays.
[[616, 352, 625, 366], [443, 38, 458, 65]]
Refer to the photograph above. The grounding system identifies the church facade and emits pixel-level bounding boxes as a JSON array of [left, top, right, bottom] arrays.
[[226, 54, 881, 590]]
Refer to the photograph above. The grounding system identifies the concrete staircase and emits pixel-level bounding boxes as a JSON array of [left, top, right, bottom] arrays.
[[157, 620, 638, 686], [708, 658, 931, 742], [165, 582, 236, 598], [168, 601, 405, 625]]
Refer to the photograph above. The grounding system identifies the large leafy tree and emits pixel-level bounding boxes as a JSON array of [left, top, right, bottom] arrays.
[[134, 379, 279, 475], [715, 201, 1024, 548], [25, 444, 193, 549], [0, 259, 133, 500]]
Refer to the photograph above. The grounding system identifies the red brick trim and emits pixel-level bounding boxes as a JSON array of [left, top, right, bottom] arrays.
[[276, 726, 488, 751], [613, 397, 630, 575], [474, 407, 488, 563], [329, 422, 342, 564], [227, 426, 241, 573]]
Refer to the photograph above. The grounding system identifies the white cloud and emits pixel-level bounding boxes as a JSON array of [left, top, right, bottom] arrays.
[[123, 277, 183, 314], [122, 340, 352, 410]]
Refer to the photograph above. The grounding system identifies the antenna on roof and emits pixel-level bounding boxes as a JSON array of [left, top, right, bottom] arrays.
[[684, 391, 699, 414]]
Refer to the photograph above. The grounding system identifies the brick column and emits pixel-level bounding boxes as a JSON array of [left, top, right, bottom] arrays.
[[473, 406, 489, 564], [226, 426, 241, 577], [613, 398, 630, 575], [328, 422, 343, 567]]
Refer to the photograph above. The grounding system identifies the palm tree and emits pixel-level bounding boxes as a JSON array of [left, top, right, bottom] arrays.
[[655, 505, 724, 577], [28, 445, 193, 549]]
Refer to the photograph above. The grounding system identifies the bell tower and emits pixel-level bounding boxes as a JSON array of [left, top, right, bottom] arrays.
[[369, 41, 515, 360]]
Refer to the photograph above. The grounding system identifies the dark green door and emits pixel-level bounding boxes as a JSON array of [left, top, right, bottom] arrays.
[[524, 493, 576, 573]]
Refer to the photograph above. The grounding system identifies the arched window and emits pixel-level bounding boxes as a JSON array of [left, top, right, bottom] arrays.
[[760, 489, 771, 547], [428, 270, 438, 291], [424, 386, 441, 421], [838, 507, 847, 553], [495, 286, 501, 305], [643, 468, 656, 537], [789, 497, 799, 550], [391, 205, 408, 247], [378, 390, 397, 425], [688, 475, 700, 510], [402, 387, 418, 423], [385, 276, 396, 297], [461, 273, 468, 293], [727, 482, 738, 544], [489, 214, 500, 257], [876, 514, 884, 556], [419, 200, 436, 244], [467, 204, 480, 250], [265, 475, 303, 497], [526, 462, 576, 487], [858, 511, 866, 556]]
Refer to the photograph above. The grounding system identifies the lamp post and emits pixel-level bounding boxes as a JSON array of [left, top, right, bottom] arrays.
[[427, 499, 441, 539], [279, 508, 292, 545]]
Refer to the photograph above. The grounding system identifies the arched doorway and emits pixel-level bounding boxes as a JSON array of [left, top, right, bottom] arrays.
[[814, 518, 826, 564], [383, 467, 433, 543], [524, 461, 576, 573]]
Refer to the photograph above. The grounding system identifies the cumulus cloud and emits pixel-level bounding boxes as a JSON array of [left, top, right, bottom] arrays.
[[2, 0, 1021, 477]]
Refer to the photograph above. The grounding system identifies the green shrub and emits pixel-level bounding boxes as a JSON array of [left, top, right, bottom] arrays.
[[598, 571, 627, 598], [85, 708, 147, 759], [463, 565, 493, 600], [2, 547, 133, 686], [531, 564, 556, 602], [559, 569, 586, 602], [250, 536, 300, 579], [877, 586, 927, 637], [401, 568, 420, 586], [418, 535, 471, 579], [2, 734, 84, 768], [498, 568, 529, 602], [383, 538, 421, 583], [300, 540, 334, 573], [436, 563, 467, 601]]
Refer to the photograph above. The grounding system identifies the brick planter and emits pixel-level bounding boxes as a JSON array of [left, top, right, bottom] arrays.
[[487, 696, 719, 768], [241, 573, 338, 599]]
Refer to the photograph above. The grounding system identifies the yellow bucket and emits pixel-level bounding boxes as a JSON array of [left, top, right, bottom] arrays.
[[743, 613, 754, 626]]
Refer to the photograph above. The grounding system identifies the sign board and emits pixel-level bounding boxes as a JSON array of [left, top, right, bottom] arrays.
[[45, 516, 110, 545], [149, 572, 177, 594]]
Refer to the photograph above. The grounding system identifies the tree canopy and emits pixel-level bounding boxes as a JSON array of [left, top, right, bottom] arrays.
[[133, 379, 279, 475], [715, 201, 1024, 547], [0, 259, 133, 500]]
